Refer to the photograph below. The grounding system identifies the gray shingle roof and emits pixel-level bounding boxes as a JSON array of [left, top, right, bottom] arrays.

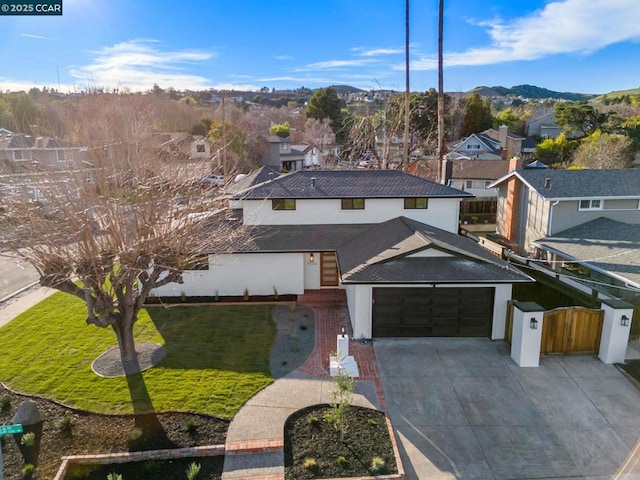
[[337, 217, 531, 284], [532, 217, 640, 287], [494, 168, 640, 199], [225, 166, 281, 194], [232, 170, 472, 200]]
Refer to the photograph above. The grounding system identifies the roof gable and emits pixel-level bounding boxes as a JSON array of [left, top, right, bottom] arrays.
[[490, 168, 640, 199], [337, 216, 530, 283], [233, 170, 472, 200]]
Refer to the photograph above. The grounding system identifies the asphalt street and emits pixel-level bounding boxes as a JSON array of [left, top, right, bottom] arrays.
[[0, 251, 39, 300]]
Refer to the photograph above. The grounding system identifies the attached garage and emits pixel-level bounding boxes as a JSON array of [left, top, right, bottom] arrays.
[[372, 287, 494, 337]]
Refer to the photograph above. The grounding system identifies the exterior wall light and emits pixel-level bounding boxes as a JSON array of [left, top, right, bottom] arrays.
[[530, 318, 538, 330], [621, 315, 630, 327], [309, 253, 314, 263]]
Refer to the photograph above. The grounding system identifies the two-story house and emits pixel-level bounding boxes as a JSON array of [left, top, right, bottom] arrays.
[[489, 167, 640, 305], [153, 170, 531, 340]]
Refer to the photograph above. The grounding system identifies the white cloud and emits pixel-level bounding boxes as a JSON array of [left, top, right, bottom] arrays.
[[69, 39, 216, 91], [274, 55, 293, 61], [20, 33, 55, 40], [295, 59, 376, 72], [353, 47, 404, 57], [407, 0, 640, 71]]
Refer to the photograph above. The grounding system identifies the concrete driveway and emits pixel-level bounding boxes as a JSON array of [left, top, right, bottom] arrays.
[[374, 338, 640, 480]]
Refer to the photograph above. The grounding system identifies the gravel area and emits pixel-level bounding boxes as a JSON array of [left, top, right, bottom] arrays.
[[270, 305, 315, 378]]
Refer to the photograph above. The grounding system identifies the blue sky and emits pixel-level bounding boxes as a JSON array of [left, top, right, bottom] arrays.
[[1, 0, 640, 94]]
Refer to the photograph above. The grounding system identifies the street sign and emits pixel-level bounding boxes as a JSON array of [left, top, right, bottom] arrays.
[[0, 424, 23, 436]]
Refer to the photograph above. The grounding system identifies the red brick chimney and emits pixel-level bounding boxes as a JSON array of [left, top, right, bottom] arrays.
[[503, 157, 522, 253]]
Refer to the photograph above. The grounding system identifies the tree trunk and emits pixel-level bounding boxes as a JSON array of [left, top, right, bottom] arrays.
[[113, 318, 138, 365]]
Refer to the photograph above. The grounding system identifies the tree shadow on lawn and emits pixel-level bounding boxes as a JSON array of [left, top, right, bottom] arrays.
[[145, 305, 277, 373], [125, 364, 176, 451]]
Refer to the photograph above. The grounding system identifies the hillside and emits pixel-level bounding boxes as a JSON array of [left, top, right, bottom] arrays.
[[593, 87, 640, 103], [468, 84, 594, 101]]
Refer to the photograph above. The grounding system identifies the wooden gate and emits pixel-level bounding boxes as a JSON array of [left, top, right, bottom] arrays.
[[505, 303, 604, 355], [541, 307, 603, 355]]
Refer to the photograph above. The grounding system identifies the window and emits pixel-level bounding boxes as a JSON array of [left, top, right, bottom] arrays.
[[56, 150, 67, 164], [466, 180, 474, 189], [13, 150, 27, 161], [341, 198, 365, 210], [280, 142, 290, 152], [196, 144, 206, 153], [484, 180, 492, 188], [404, 197, 428, 209], [578, 199, 602, 211], [272, 199, 296, 210]]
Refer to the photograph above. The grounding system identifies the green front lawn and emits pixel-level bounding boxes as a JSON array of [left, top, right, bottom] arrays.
[[0, 292, 276, 419]]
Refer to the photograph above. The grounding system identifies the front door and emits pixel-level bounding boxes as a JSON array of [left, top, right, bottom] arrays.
[[320, 252, 339, 287]]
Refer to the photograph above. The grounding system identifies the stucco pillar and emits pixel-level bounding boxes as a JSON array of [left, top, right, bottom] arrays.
[[599, 298, 634, 364], [511, 301, 544, 367]]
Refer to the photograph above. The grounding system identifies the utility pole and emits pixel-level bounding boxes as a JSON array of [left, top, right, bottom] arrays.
[[437, 0, 446, 183], [403, 0, 410, 171]]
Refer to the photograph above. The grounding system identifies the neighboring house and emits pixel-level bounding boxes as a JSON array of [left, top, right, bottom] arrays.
[[261, 135, 308, 171], [0, 130, 88, 169], [483, 125, 537, 161], [155, 132, 212, 161], [525, 112, 563, 139], [224, 166, 281, 195], [489, 167, 640, 305], [446, 132, 503, 161], [153, 170, 531, 340], [0, 130, 91, 202], [531, 218, 640, 303]]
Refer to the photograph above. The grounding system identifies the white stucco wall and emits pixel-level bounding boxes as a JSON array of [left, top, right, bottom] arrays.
[[345, 284, 373, 339], [152, 252, 307, 297], [345, 282, 514, 340], [235, 197, 461, 233]]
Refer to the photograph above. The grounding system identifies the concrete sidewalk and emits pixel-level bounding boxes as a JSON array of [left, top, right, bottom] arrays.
[[0, 285, 57, 328]]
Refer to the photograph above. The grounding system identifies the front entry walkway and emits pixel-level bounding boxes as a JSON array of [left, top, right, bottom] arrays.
[[221, 289, 387, 480], [375, 337, 640, 480]]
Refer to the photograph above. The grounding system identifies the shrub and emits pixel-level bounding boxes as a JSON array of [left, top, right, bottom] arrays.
[[142, 460, 159, 475], [106, 474, 123, 480], [243, 288, 249, 301], [180, 291, 187, 302], [367, 417, 377, 426], [273, 286, 279, 300], [307, 415, 319, 425], [336, 455, 347, 466], [0, 396, 10, 411], [21, 432, 36, 447], [21, 463, 34, 478], [303, 457, 318, 470], [185, 462, 201, 480], [184, 420, 198, 434], [128, 427, 143, 441], [370, 456, 386, 473], [58, 415, 73, 433]]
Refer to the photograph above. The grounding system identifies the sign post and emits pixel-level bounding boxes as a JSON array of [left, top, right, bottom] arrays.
[[0, 424, 24, 480]]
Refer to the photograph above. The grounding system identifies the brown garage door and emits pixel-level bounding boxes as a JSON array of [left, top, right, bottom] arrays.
[[372, 287, 494, 337]]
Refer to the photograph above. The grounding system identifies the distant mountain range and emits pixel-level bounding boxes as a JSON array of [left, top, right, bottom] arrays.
[[467, 84, 595, 101]]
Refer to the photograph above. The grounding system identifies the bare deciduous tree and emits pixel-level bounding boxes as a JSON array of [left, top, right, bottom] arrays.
[[1, 97, 247, 368], [572, 131, 634, 169]]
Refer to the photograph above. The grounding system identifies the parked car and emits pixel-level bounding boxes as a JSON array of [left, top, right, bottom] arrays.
[[202, 174, 224, 187]]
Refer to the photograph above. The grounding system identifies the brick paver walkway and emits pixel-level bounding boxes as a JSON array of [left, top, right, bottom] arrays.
[[297, 289, 387, 411]]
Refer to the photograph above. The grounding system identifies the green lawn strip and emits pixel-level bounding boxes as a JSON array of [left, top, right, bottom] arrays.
[[0, 293, 275, 419]]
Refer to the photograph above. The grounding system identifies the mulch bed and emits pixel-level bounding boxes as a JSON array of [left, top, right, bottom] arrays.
[[284, 404, 398, 479], [0, 385, 228, 480], [145, 295, 297, 305]]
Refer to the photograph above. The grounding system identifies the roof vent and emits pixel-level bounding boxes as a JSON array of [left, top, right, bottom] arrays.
[[544, 178, 551, 189], [311, 177, 316, 188], [268, 172, 274, 181]]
